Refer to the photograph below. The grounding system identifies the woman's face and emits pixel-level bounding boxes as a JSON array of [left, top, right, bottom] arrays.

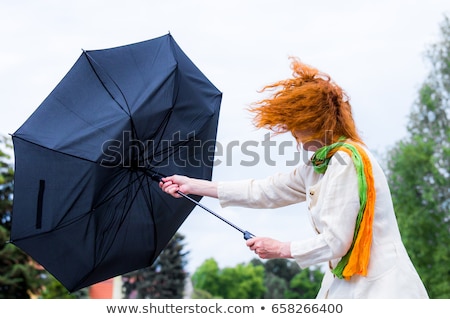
[[292, 129, 323, 152]]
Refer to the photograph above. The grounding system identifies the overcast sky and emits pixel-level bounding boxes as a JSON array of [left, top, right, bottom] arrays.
[[1, 1, 450, 274]]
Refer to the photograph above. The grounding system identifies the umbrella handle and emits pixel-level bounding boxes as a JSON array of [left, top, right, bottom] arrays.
[[243, 231, 255, 240]]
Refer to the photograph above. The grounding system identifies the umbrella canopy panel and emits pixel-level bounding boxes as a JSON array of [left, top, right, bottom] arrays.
[[11, 34, 222, 292]]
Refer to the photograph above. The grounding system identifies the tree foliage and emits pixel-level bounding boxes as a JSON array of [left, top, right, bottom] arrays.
[[122, 232, 189, 298], [285, 267, 324, 299], [386, 15, 450, 298], [255, 258, 323, 299], [261, 258, 301, 283], [191, 258, 266, 299], [192, 257, 323, 299], [0, 136, 13, 230], [0, 225, 43, 298], [263, 272, 288, 299], [0, 136, 43, 298], [190, 258, 221, 298]]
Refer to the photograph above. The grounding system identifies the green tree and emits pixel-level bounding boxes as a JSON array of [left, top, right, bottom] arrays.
[[285, 267, 324, 299], [0, 136, 42, 298], [250, 258, 324, 298], [39, 273, 89, 299], [0, 226, 43, 298], [219, 263, 265, 298], [386, 16, 450, 298], [191, 258, 266, 299], [122, 232, 188, 298], [263, 259, 300, 283], [190, 258, 221, 298], [263, 272, 288, 299], [250, 258, 288, 298], [0, 136, 13, 230]]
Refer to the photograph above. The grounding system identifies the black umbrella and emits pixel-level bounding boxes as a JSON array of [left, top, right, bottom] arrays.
[[9, 34, 251, 293]]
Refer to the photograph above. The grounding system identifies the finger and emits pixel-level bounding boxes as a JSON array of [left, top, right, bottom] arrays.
[[162, 184, 177, 195], [245, 237, 257, 247], [160, 184, 169, 192], [159, 181, 170, 189], [167, 185, 180, 194]]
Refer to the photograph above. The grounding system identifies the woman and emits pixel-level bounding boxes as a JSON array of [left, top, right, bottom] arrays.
[[160, 58, 429, 298]]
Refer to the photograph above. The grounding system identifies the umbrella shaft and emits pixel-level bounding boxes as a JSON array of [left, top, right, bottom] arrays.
[[177, 191, 247, 235], [146, 170, 254, 239]]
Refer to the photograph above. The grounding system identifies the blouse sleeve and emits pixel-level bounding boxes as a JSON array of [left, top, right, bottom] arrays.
[[291, 151, 360, 268], [217, 165, 308, 209]]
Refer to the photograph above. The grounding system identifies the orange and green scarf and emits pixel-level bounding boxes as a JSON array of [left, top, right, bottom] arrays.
[[310, 139, 375, 280]]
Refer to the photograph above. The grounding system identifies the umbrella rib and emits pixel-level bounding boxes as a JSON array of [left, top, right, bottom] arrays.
[[93, 172, 148, 268], [142, 108, 174, 168], [83, 51, 131, 116], [147, 138, 189, 169], [74, 171, 157, 289], [140, 174, 159, 264], [83, 51, 140, 141], [90, 172, 146, 212], [142, 110, 193, 172], [12, 135, 102, 165]]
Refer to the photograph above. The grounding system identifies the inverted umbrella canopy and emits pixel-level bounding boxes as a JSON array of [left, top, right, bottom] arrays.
[[10, 34, 222, 292]]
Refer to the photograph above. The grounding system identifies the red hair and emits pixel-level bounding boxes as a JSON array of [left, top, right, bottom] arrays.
[[249, 57, 363, 145]]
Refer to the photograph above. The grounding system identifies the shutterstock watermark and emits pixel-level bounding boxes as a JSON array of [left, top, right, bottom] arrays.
[[214, 133, 321, 167], [100, 131, 341, 169]]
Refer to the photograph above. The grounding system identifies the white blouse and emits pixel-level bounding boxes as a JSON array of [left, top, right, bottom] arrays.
[[217, 148, 429, 298]]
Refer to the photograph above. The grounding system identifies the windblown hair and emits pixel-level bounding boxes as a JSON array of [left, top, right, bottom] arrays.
[[249, 57, 363, 145]]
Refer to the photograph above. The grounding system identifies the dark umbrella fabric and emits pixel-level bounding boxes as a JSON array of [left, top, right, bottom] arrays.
[[10, 34, 222, 292]]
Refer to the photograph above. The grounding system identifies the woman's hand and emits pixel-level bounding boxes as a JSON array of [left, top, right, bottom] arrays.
[[246, 237, 292, 259], [159, 175, 192, 198], [159, 175, 219, 199]]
